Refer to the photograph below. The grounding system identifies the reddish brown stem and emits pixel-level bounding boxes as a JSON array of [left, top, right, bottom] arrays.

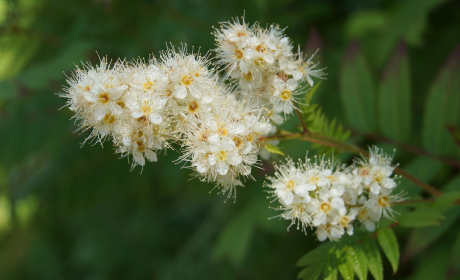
[[357, 130, 460, 170], [259, 130, 444, 198], [295, 109, 309, 133]]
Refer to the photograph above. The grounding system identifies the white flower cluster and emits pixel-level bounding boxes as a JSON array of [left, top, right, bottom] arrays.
[[214, 17, 326, 124], [265, 147, 404, 242], [61, 16, 327, 198], [62, 48, 272, 196]]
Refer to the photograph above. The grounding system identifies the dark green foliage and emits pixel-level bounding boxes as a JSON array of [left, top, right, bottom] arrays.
[[339, 41, 377, 132], [399, 206, 444, 228], [1, 0, 460, 279], [422, 46, 460, 156], [377, 42, 412, 142]]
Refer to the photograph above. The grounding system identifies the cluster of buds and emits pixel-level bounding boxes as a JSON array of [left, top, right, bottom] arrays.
[[61, 16, 327, 197], [214, 17, 326, 124], [265, 147, 404, 241]]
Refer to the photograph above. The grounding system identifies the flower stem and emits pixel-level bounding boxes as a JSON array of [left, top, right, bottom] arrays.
[[260, 130, 443, 197], [353, 129, 460, 170], [295, 109, 309, 133]]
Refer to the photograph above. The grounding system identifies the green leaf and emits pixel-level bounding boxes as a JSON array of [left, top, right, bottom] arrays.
[[377, 41, 412, 142], [300, 79, 350, 155], [338, 247, 355, 280], [323, 257, 338, 280], [452, 231, 460, 269], [400, 157, 442, 197], [405, 207, 460, 259], [19, 41, 94, 90], [344, 10, 387, 40], [443, 173, 460, 192], [340, 41, 376, 132], [298, 264, 323, 280], [399, 206, 444, 228], [404, 175, 460, 259], [264, 144, 285, 156], [297, 242, 335, 267], [434, 190, 460, 210], [363, 239, 383, 280], [213, 210, 253, 266], [374, 0, 449, 66], [300, 104, 350, 155], [304, 80, 322, 104], [422, 45, 460, 155], [377, 228, 399, 273], [347, 246, 368, 280]]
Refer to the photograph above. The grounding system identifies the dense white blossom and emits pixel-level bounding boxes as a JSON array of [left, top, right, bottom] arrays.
[[62, 17, 328, 200], [62, 45, 272, 197], [265, 147, 403, 241]]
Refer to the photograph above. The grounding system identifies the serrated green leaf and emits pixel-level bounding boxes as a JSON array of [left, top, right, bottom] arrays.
[[404, 175, 460, 259], [363, 239, 383, 280], [300, 103, 350, 155], [399, 206, 444, 228], [338, 247, 355, 280], [323, 257, 338, 280], [377, 41, 412, 142], [264, 144, 285, 156], [405, 207, 460, 259], [347, 246, 368, 280], [377, 228, 399, 273], [297, 264, 323, 280], [339, 41, 376, 132], [422, 45, 460, 155]]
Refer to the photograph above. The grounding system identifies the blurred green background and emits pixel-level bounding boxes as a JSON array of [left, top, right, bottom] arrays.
[[1, 0, 460, 279]]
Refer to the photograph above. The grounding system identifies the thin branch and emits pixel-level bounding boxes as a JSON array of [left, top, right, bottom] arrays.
[[393, 198, 434, 205], [295, 109, 309, 134], [359, 131, 460, 170], [259, 130, 444, 198], [393, 198, 460, 205], [393, 167, 443, 196]]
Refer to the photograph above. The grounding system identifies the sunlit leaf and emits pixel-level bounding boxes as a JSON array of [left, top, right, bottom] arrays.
[[377, 228, 399, 273], [347, 246, 367, 280], [264, 144, 285, 156], [338, 248, 355, 280], [363, 238, 383, 280]]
